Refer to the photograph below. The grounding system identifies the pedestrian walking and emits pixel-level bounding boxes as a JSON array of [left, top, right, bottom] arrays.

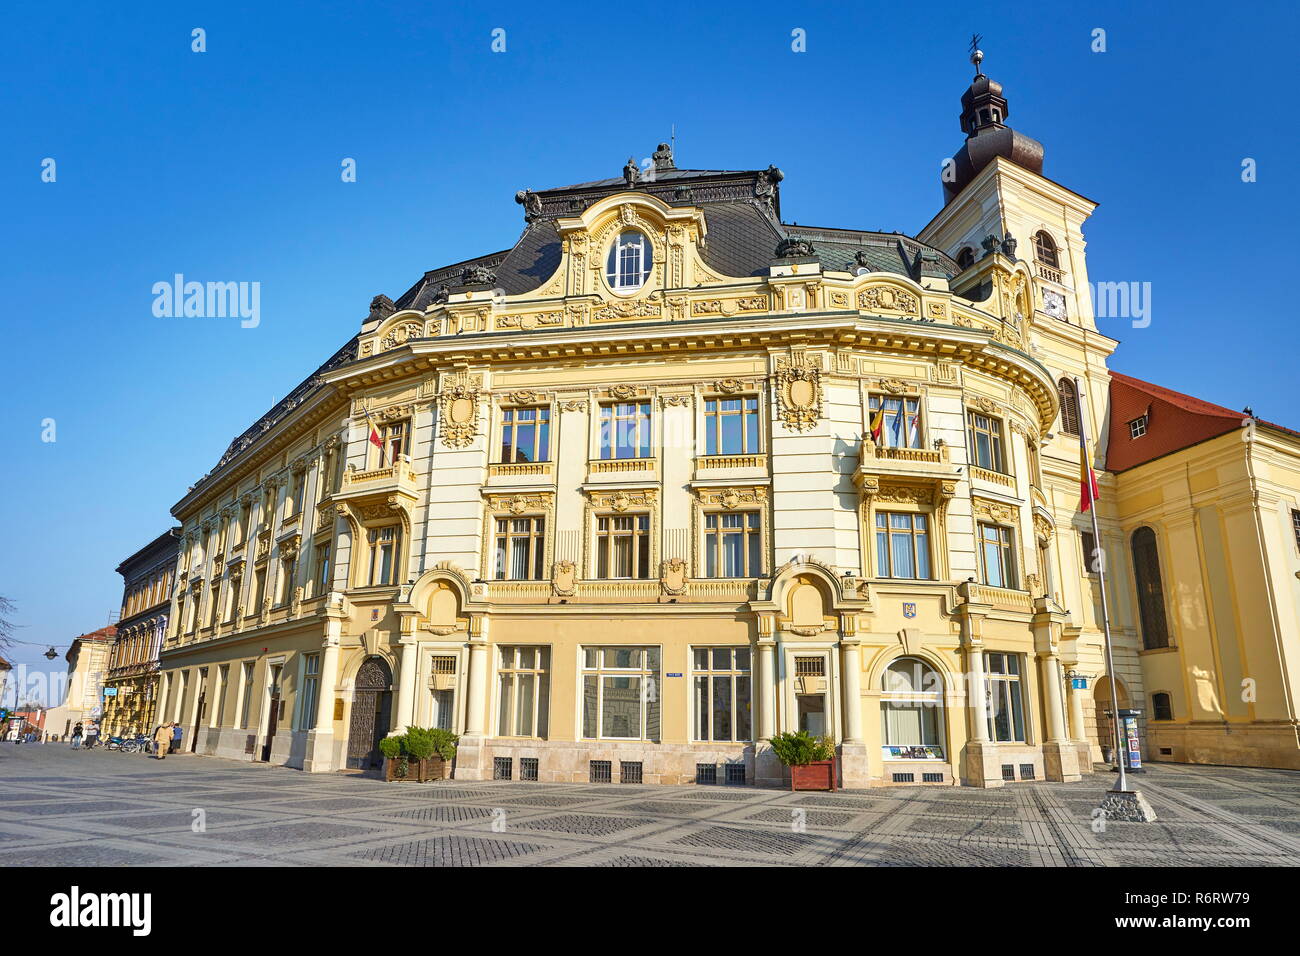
[[152, 722, 170, 760], [170, 722, 182, 754], [71, 722, 83, 749]]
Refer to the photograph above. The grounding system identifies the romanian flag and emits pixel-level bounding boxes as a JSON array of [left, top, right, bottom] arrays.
[[869, 405, 885, 443], [1079, 432, 1101, 512], [364, 408, 385, 464]]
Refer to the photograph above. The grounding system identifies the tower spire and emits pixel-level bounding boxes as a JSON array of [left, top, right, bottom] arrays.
[[969, 33, 984, 78]]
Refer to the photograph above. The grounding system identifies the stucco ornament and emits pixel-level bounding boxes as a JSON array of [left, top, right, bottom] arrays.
[[774, 361, 823, 432], [551, 560, 577, 598], [857, 285, 919, 315], [438, 373, 482, 448], [660, 558, 688, 596]]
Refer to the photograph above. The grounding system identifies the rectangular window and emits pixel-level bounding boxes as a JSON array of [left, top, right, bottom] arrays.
[[1292, 510, 1300, 553], [1080, 531, 1097, 575], [979, 522, 1017, 588], [493, 516, 545, 580], [704, 511, 762, 578], [499, 406, 551, 463], [704, 396, 760, 455], [869, 395, 923, 449], [599, 402, 652, 460], [985, 652, 1026, 742], [300, 653, 320, 730], [314, 541, 332, 596], [366, 526, 401, 586], [967, 412, 1006, 472], [278, 556, 296, 606], [215, 664, 230, 726], [374, 421, 407, 466], [252, 568, 267, 614], [1128, 415, 1148, 439], [580, 646, 660, 741], [287, 471, 305, 518], [692, 647, 752, 742], [239, 661, 255, 729], [874, 512, 931, 579], [596, 514, 651, 579], [497, 646, 550, 738]]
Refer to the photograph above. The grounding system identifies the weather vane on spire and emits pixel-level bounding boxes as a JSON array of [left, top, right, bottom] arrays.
[[969, 33, 984, 77]]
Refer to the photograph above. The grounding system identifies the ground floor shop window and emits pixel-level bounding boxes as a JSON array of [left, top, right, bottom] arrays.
[[497, 646, 549, 738], [692, 647, 752, 742], [880, 657, 945, 760], [985, 652, 1026, 742], [581, 646, 660, 740]]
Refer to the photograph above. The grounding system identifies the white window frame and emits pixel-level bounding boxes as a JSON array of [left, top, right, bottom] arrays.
[[579, 646, 660, 741], [495, 646, 550, 739], [690, 646, 753, 743]]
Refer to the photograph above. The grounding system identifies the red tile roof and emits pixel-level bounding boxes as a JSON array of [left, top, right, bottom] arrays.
[[1105, 372, 1295, 472]]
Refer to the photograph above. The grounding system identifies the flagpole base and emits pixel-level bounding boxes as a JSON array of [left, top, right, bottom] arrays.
[[1098, 789, 1158, 823]]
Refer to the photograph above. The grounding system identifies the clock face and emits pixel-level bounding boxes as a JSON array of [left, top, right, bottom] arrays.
[[1043, 290, 1066, 319]]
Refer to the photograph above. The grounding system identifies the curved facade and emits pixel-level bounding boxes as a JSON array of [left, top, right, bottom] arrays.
[[155, 74, 1169, 787]]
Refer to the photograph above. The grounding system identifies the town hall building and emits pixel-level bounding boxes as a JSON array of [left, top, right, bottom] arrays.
[[153, 54, 1300, 786]]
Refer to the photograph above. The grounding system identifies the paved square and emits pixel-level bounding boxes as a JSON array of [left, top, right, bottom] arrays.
[[1, 744, 1297, 866]]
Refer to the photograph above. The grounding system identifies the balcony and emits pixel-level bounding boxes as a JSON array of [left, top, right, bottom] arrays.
[[486, 460, 555, 489], [336, 456, 420, 504], [585, 457, 656, 483], [970, 465, 1016, 492], [962, 582, 1034, 614], [693, 453, 768, 482], [1035, 261, 1063, 284], [857, 438, 959, 482]]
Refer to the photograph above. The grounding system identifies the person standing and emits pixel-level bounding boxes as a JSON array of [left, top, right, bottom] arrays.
[[170, 722, 182, 754], [71, 722, 83, 749], [152, 723, 170, 760]]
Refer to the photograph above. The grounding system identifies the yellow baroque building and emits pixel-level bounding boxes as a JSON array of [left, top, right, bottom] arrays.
[[155, 65, 1300, 786]]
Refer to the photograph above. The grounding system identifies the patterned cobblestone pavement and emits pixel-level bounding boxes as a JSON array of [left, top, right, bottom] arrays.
[[2, 744, 1297, 866]]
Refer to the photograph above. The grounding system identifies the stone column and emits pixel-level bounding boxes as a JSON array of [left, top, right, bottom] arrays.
[[956, 587, 1000, 788], [304, 612, 342, 773], [395, 639, 418, 733], [753, 615, 782, 788], [454, 614, 491, 780], [1032, 598, 1082, 782], [838, 633, 869, 789]]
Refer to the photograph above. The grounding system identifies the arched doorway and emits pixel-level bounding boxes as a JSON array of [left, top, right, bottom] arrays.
[[1091, 676, 1129, 760], [346, 657, 393, 771]]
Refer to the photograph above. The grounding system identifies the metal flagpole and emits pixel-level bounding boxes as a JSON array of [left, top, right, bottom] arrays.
[[1075, 376, 1129, 793]]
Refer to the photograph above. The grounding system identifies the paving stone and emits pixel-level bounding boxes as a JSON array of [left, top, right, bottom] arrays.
[[6, 744, 1300, 867], [351, 835, 547, 866]]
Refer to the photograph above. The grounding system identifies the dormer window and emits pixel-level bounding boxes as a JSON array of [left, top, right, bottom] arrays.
[[1129, 415, 1148, 439], [606, 231, 652, 293], [956, 247, 975, 270]]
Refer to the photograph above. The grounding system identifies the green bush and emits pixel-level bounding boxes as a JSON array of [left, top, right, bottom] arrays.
[[378, 727, 459, 762], [427, 727, 459, 761], [768, 730, 835, 766]]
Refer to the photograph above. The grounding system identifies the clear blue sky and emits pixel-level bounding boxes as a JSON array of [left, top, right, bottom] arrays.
[[1, 1, 1295, 698]]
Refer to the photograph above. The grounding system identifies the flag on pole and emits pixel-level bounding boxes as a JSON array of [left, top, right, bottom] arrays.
[[891, 403, 904, 447], [1079, 422, 1100, 511], [908, 409, 920, 448], [363, 407, 386, 466], [869, 405, 885, 443]]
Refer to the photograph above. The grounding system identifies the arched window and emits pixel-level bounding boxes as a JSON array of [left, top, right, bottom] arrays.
[[1131, 527, 1170, 649], [880, 658, 944, 756], [1058, 378, 1081, 435], [606, 230, 652, 292], [956, 247, 975, 270], [1151, 692, 1173, 721], [1033, 231, 1059, 268]]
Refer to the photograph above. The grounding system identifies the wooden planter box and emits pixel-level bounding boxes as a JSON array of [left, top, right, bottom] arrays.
[[790, 758, 837, 792], [413, 756, 452, 782], [387, 755, 453, 782]]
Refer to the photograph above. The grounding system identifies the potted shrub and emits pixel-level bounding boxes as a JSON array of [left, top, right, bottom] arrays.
[[380, 733, 410, 782], [769, 730, 837, 792], [405, 726, 459, 782]]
